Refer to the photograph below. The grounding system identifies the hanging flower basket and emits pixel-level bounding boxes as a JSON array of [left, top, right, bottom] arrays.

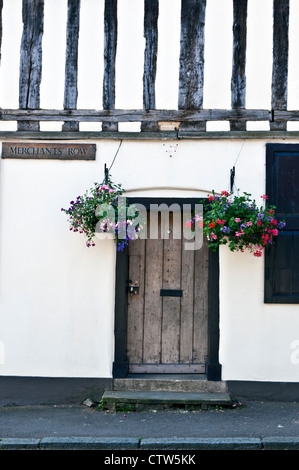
[[200, 190, 285, 257], [61, 175, 145, 251]]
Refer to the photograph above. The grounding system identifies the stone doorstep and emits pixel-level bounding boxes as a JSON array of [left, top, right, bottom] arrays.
[[113, 377, 228, 393], [102, 390, 232, 411]]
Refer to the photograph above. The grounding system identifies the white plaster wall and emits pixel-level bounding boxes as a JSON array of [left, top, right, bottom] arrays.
[[0, 142, 117, 378], [219, 247, 299, 383], [0, 138, 298, 381]]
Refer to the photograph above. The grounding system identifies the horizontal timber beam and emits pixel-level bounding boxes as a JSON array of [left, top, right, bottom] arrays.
[[0, 108, 272, 122], [3, 108, 299, 123], [1, 130, 299, 141]]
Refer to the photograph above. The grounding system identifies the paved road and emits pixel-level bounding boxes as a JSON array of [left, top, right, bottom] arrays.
[[0, 400, 298, 439], [0, 400, 299, 450]]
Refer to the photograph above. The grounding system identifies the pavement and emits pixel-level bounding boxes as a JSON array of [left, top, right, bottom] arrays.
[[0, 400, 299, 453]]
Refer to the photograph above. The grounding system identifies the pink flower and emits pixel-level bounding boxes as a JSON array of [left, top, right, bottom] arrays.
[[217, 218, 225, 225], [195, 215, 204, 228], [254, 250, 263, 257], [262, 233, 270, 245], [235, 218, 241, 222], [211, 232, 217, 240], [235, 230, 244, 237], [261, 194, 268, 199], [246, 221, 252, 226]]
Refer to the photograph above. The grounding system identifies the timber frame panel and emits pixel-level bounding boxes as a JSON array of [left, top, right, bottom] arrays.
[[0, 0, 298, 140]]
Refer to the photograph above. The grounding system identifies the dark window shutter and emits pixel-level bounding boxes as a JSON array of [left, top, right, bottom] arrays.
[[265, 144, 299, 303]]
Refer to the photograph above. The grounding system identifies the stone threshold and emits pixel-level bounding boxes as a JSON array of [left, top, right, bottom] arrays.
[[102, 390, 232, 412], [113, 374, 228, 394]]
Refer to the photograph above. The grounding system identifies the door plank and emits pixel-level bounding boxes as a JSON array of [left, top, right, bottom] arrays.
[[161, 213, 181, 364], [127, 240, 145, 364], [180, 243, 195, 363], [193, 239, 209, 363], [143, 234, 163, 364]]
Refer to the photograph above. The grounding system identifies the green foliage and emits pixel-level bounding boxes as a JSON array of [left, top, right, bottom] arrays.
[[61, 175, 145, 251], [201, 191, 286, 257]]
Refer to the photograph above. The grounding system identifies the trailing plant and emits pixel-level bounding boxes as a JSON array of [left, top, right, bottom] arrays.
[[191, 190, 285, 257], [61, 175, 145, 251]]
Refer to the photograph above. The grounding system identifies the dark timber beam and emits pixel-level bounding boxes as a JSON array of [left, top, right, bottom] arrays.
[[231, 0, 247, 131], [2, 130, 299, 141], [178, 0, 206, 131], [62, 0, 81, 132], [0, 108, 272, 122], [18, 0, 44, 131], [103, 0, 118, 132], [271, 0, 289, 131], [0, 0, 3, 64], [142, 0, 159, 132]]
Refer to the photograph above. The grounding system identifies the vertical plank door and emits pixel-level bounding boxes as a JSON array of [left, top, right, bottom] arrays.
[[127, 211, 208, 374]]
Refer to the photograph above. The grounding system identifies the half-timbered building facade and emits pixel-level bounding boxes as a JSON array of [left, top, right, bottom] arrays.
[[0, 0, 298, 404]]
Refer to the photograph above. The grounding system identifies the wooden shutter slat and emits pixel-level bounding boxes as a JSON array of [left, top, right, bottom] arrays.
[[271, 232, 299, 298]]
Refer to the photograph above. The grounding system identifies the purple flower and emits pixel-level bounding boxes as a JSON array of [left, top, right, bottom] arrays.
[[278, 221, 286, 229]]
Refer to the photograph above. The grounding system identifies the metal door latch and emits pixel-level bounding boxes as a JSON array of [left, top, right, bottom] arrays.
[[128, 280, 139, 295]]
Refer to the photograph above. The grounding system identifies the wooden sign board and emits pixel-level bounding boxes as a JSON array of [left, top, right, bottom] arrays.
[[1, 142, 96, 160]]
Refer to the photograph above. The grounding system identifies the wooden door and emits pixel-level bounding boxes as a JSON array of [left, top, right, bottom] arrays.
[[127, 211, 209, 374]]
